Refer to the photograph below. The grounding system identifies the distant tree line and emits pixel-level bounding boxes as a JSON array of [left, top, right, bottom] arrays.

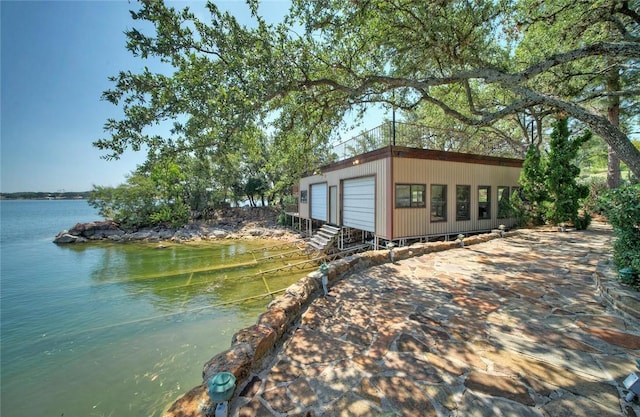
[[0, 191, 91, 200]]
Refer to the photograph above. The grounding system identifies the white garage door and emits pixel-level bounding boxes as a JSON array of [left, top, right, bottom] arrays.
[[310, 183, 327, 221], [342, 176, 375, 232]]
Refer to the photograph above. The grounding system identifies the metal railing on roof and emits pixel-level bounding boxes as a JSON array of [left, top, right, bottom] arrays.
[[330, 121, 477, 161]]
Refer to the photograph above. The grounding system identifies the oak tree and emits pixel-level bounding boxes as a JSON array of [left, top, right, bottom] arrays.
[[96, 0, 640, 184]]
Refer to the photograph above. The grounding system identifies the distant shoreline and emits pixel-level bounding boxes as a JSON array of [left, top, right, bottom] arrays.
[[0, 192, 90, 200]]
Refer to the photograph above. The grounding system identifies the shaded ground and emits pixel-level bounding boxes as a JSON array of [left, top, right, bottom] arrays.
[[232, 222, 639, 417]]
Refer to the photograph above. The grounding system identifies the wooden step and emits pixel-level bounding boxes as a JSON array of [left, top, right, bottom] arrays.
[[317, 230, 336, 240], [306, 224, 342, 254], [318, 227, 340, 237], [323, 225, 341, 233], [311, 236, 331, 246], [307, 241, 324, 251]]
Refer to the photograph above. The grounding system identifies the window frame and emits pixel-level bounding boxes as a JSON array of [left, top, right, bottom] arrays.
[[395, 183, 426, 208], [430, 184, 447, 222], [478, 186, 491, 220], [456, 185, 471, 221]]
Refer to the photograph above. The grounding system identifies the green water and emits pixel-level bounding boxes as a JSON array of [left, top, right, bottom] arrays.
[[0, 200, 312, 417]]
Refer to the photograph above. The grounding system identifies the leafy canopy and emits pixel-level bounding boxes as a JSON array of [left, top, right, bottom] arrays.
[[96, 0, 640, 182]]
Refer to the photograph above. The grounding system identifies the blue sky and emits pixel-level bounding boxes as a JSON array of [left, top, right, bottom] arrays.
[[1, 0, 386, 193], [0, 1, 290, 193]]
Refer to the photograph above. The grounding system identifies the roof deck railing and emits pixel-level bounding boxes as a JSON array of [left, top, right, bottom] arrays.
[[330, 121, 477, 161]]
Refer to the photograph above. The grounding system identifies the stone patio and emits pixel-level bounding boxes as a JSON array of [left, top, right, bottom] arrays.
[[231, 222, 640, 417]]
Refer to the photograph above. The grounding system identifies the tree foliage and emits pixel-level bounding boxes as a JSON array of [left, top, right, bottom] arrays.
[[88, 173, 158, 228], [512, 117, 592, 227], [545, 117, 591, 224], [285, 0, 640, 174], [600, 184, 640, 280], [95, 0, 640, 213], [88, 157, 189, 228], [512, 143, 548, 225], [244, 176, 267, 207]]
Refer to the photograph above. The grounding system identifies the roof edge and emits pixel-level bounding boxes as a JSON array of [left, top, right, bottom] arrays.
[[303, 146, 523, 177]]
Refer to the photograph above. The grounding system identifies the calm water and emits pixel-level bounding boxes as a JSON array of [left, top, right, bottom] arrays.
[[0, 200, 309, 417]]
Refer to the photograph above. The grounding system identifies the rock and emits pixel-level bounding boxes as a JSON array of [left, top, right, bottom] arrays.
[[172, 229, 194, 240], [257, 308, 289, 338], [210, 230, 228, 239], [163, 384, 209, 417], [69, 220, 119, 236], [158, 229, 175, 239], [53, 233, 87, 244], [267, 294, 302, 321], [464, 370, 534, 406], [102, 229, 125, 238], [55, 220, 120, 243], [202, 342, 254, 383], [232, 325, 277, 363], [129, 230, 155, 240], [285, 276, 319, 301]]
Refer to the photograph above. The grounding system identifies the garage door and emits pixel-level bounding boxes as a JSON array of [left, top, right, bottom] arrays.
[[342, 176, 375, 232], [310, 183, 327, 221]]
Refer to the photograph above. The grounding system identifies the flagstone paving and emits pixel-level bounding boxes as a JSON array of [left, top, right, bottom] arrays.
[[231, 223, 640, 416]]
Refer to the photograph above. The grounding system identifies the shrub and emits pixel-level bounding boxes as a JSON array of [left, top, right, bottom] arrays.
[[513, 118, 590, 227], [582, 177, 608, 215], [573, 212, 592, 230], [544, 118, 591, 225], [512, 145, 547, 226], [600, 184, 640, 288], [88, 178, 157, 229], [150, 201, 191, 228]]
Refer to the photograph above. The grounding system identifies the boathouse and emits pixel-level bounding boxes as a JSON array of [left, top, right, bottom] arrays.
[[294, 123, 524, 249]]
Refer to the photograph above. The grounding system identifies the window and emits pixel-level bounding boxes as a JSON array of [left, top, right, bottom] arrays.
[[300, 189, 308, 204], [456, 185, 471, 221], [478, 186, 491, 219], [497, 186, 510, 219], [430, 184, 447, 222], [395, 184, 426, 208]]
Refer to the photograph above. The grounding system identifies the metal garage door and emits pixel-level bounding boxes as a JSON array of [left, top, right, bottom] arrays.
[[310, 183, 327, 221], [342, 176, 375, 232]]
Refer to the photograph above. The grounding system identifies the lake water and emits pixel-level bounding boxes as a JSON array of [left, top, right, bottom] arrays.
[[0, 200, 310, 417]]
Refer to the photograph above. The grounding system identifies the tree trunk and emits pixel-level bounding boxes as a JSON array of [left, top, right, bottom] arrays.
[[607, 146, 621, 189], [606, 67, 621, 189]]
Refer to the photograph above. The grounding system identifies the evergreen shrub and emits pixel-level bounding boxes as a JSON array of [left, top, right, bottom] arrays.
[[582, 177, 608, 215], [573, 212, 592, 230], [600, 184, 640, 288]]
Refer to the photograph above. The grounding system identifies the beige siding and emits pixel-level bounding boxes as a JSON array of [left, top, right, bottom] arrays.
[[300, 151, 521, 241], [392, 158, 521, 238], [299, 158, 391, 237]]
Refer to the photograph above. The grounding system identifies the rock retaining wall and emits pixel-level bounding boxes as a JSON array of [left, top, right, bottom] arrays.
[[595, 260, 640, 326], [163, 229, 518, 417]]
